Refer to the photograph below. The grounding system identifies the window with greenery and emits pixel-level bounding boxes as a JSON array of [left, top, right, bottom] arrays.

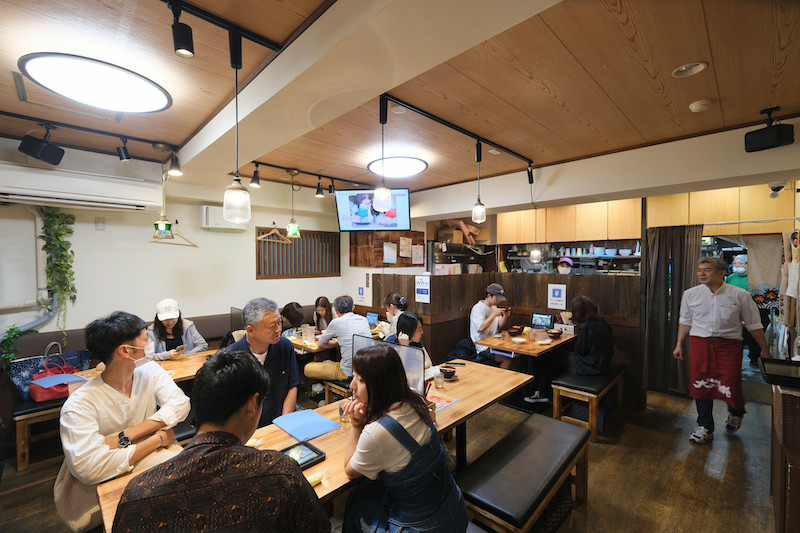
[[256, 228, 340, 279]]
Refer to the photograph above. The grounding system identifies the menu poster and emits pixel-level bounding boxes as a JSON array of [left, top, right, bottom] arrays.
[[399, 237, 412, 257], [412, 244, 424, 264], [426, 390, 460, 412], [383, 242, 397, 264]]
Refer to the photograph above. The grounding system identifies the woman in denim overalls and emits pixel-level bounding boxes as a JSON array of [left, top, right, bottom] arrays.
[[341, 345, 468, 532]]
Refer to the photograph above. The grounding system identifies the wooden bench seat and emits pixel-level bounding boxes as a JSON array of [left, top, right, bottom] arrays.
[[324, 379, 350, 405], [13, 396, 66, 471], [457, 413, 590, 532], [551, 361, 626, 443]]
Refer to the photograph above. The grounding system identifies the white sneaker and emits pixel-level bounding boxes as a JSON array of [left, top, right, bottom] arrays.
[[724, 414, 742, 433], [311, 383, 324, 395], [523, 391, 549, 404], [689, 426, 713, 444]]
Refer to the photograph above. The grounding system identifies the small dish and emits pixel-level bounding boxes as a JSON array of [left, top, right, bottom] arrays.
[[444, 374, 458, 381], [493, 334, 502, 337], [511, 337, 526, 344]]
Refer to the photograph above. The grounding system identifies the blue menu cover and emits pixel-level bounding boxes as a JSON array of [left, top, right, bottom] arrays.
[[273, 409, 340, 441], [31, 373, 87, 388]]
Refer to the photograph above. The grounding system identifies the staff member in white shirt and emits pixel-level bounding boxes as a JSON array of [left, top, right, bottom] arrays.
[[54, 311, 190, 532], [673, 257, 771, 445]]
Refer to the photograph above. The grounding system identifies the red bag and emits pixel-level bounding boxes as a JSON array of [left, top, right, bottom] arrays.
[[30, 354, 79, 402]]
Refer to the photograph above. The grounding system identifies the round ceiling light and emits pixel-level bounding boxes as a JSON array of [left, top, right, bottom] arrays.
[[18, 53, 172, 113], [368, 156, 428, 178], [671, 61, 708, 78]]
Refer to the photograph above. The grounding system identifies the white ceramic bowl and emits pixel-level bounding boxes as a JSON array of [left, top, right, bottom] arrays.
[[593, 246, 605, 256], [618, 249, 632, 256], [511, 337, 526, 344], [605, 248, 617, 256]]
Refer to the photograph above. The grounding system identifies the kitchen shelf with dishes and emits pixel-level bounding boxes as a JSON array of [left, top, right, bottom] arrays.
[[502, 239, 641, 275]]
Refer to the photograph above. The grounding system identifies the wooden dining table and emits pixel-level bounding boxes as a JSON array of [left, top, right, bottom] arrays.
[[96, 359, 532, 532], [155, 348, 217, 382], [474, 329, 576, 358]]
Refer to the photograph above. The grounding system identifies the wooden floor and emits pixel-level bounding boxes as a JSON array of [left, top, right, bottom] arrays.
[[0, 391, 773, 533]]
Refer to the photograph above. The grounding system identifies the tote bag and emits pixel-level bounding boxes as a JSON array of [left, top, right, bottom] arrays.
[[29, 354, 79, 402]]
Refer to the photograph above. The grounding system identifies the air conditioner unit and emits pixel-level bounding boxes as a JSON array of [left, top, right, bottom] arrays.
[[0, 161, 160, 211], [201, 205, 249, 230]]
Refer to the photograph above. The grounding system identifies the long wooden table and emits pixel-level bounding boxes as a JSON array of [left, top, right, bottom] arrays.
[[156, 349, 216, 381], [475, 330, 576, 358], [97, 360, 531, 531]]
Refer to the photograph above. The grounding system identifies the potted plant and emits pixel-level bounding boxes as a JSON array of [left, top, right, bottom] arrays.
[[38, 206, 77, 346]]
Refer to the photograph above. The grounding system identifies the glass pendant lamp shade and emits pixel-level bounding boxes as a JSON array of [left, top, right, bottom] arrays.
[[373, 180, 392, 212], [223, 176, 250, 223], [472, 197, 486, 224], [153, 215, 174, 239], [286, 219, 301, 238]]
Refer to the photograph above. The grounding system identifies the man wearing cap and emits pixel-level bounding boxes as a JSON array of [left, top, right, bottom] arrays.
[[470, 283, 512, 367], [557, 257, 573, 274]]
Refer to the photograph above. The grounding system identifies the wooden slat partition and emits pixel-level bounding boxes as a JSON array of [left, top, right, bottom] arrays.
[[256, 228, 340, 279]]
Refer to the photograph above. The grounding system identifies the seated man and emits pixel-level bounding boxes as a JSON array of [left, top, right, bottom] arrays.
[[54, 311, 190, 532], [470, 283, 512, 368], [113, 349, 330, 532], [305, 295, 371, 380], [228, 297, 300, 427]]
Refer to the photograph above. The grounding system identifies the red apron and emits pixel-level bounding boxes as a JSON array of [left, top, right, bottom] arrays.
[[688, 336, 745, 410]]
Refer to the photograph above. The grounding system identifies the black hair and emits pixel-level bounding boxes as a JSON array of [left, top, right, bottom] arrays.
[[85, 311, 147, 363], [353, 344, 429, 425], [384, 292, 408, 312], [193, 349, 270, 427], [570, 295, 600, 325], [314, 296, 333, 330], [280, 302, 305, 328], [152, 311, 184, 342], [396, 312, 422, 339]]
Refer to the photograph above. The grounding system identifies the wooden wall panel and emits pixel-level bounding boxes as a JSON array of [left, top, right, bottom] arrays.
[[497, 211, 521, 244], [546, 205, 577, 242], [647, 193, 689, 227], [576, 202, 608, 241], [536, 209, 547, 243], [689, 187, 740, 235], [349, 231, 425, 268], [608, 198, 642, 239], [739, 184, 794, 234]]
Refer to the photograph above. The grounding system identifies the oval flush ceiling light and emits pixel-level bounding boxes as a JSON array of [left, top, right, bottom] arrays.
[[367, 156, 428, 178], [671, 61, 708, 79], [18, 53, 172, 113]]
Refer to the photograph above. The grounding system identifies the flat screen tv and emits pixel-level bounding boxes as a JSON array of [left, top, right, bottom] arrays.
[[334, 188, 411, 231]]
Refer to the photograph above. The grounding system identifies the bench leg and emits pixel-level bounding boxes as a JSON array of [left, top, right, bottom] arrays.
[[552, 388, 562, 421], [16, 419, 30, 472], [324, 385, 333, 405], [574, 446, 588, 503], [588, 397, 599, 443], [456, 422, 467, 472]]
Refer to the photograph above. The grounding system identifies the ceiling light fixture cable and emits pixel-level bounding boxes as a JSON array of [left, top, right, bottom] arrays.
[[286, 169, 301, 237], [222, 29, 250, 224], [373, 95, 392, 212], [472, 141, 486, 224]]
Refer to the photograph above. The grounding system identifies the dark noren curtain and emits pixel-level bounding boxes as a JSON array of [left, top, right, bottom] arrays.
[[644, 225, 703, 394]]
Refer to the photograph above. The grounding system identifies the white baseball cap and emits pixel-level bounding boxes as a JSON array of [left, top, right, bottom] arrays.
[[156, 298, 180, 321]]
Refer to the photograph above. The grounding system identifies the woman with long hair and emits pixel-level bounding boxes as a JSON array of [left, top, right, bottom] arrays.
[[341, 345, 467, 532], [147, 298, 207, 360], [385, 312, 433, 368], [313, 296, 333, 331], [569, 295, 614, 375]]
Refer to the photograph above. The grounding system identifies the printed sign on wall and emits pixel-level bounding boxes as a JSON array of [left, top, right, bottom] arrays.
[[548, 283, 567, 310]]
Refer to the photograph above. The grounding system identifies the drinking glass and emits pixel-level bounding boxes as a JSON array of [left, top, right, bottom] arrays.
[[434, 372, 444, 389], [339, 401, 349, 424]]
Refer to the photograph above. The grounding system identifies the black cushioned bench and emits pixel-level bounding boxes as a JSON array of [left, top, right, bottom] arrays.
[[457, 414, 590, 532], [551, 361, 626, 443]]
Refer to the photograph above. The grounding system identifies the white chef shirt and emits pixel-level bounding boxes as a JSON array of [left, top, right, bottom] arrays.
[[678, 283, 762, 340]]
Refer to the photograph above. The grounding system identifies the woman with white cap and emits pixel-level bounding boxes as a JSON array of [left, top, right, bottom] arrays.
[[147, 298, 208, 360]]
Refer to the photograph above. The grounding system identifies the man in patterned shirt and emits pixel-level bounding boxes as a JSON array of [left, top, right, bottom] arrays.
[[113, 349, 329, 532]]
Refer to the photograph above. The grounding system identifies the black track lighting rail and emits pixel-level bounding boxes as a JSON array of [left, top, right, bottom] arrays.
[[161, 0, 281, 52], [251, 160, 373, 189], [0, 110, 176, 152]]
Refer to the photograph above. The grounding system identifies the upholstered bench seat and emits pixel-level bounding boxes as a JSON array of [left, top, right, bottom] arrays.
[[551, 361, 626, 442], [457, 413, 590, 532]]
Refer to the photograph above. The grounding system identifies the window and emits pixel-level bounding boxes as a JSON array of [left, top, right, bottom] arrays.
[[256, 228, 340, 279]]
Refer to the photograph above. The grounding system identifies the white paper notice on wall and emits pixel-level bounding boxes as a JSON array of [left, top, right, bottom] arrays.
[[412, 244, 424, 264], [399, 237, 412, 257], [415, 275, 431, 303], [383, 242, 397, 264], [786, 262, 799, 298], [548, 284, 567, 310]]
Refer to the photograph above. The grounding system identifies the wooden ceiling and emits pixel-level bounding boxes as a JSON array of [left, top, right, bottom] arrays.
[[2, 0, 799, 193]]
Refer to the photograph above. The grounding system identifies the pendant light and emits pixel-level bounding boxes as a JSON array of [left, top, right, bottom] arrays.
[[222, 29, 250, 224], [286, 169, 301, 238], [471, 141, 486, 224], [372, 96, 392, 213], [153, 150, 174, 240]]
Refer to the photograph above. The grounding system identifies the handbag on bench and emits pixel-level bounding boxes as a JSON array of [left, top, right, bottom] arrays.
[[30, 353, 79, 402]]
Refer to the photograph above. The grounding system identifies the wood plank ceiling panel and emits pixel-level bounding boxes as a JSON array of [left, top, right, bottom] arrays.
[[539, 0, 722, 142], [704, 0, 800, 127], [191, 0, 323, 44]]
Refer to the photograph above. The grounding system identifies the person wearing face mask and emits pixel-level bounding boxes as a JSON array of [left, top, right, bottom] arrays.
[[557, 257, 573, 274], [146, 298, 208, 360], [725, 254, 762, 366], [54, 311, 190, 532]]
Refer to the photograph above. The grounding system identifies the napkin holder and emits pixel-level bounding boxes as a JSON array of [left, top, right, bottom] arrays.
[[554, 323, 575, 335]]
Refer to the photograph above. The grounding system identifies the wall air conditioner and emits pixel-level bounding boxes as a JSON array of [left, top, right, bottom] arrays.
[[200, 205, 249, 231], [0, 161, 160, 211]]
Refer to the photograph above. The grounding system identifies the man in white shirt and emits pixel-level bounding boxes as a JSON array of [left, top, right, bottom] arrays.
[[470, 283, 511, 367], [673, 257, 771, 445], [54, 311, 190, 532], [306, 295, 372, 380]]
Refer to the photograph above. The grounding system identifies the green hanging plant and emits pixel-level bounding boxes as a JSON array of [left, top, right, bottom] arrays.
[[37, 206, 77, 346], [0, 325, 37, 373]]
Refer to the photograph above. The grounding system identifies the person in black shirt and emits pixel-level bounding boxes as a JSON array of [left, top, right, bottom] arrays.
[[569, 295, 614, 375]]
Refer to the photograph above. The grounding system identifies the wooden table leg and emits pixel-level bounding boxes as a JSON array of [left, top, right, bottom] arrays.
[[16, 419, 30, 472], [456, 422, 467, 472]]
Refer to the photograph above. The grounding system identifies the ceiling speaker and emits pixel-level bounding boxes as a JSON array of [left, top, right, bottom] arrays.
[[18, 134, 64, 165], [745, 123, 794, 153]]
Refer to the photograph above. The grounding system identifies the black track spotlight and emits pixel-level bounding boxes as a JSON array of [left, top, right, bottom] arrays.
[[527, 165, 533, 184], [170, 1, 194, 58], [18, 124, 64, 165], [116, 138, 130, 161], [167, 152, 182, 177], [315, 177, 325, 198], [249, 163, 261, 188], [328, 179, 335, 194]]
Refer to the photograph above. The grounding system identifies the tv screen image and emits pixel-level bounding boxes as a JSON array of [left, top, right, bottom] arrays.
[[334, 189, 411, 231]]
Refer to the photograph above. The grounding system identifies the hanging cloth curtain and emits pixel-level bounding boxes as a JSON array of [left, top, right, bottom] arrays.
[[644, 224, 703, 394]]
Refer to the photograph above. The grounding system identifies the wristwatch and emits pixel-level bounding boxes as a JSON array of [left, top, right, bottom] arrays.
[[118, 431, 131, 448]]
